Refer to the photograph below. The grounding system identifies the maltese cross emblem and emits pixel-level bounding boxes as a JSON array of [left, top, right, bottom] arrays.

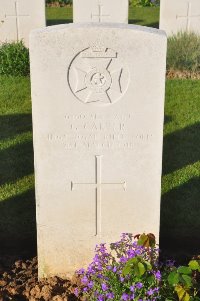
[[68, 47, 129, 106]]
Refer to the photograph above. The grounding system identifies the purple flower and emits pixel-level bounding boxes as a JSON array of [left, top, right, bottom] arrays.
[[97, 265, 103, 271], [74, 288, 79, 297], [87, 265, 95, 275], [147, 289, 154, 296], [127, 249, 136, 258], [77, 268, 85, 275], [135, 248, 142, 255], [106, 292, 115, 299], [102, 283, 108, 291], [136, 282, 143, 289], [130, 285, 135, 292], [120, 256, 128, 263], [121, 293, 130, 300], [88, 281, 94, 289], [93, 254, 100, 263], [154, 270, 161, 281], [98, 295, 104, 301], [153, 287, 160, 293], [121, 233, 129, 239], [75, 233, 161, 300], [81, 275, 88, 285], [113, 266, 117, 273]]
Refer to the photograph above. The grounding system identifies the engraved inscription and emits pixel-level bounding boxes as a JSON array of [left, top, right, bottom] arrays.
[[71, 155, 126, 236], [68, 46, 130, 106], [91, 5, 110, 22], [176, 2, 200, 31], [47, 114, 154, 151], [4, 1, 30, 40]]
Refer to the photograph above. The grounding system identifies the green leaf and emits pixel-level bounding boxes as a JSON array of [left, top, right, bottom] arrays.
[[188, 260, 200, 271], [178, 266, 192, 275], [122, 265, 131, 276], [175, 285, 190, 301], [181, 275, 192, 288], [144, 260, 152, 271], [137, 234, 149, 247], [127, 257, 140, 265], [137, 233, 156, 248], [137, 262, 146, 276], [168, 271, 180, 286]]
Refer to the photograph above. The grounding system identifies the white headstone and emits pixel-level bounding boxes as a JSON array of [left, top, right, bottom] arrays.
[[30, 23, 167, 278], [0, 0, 46, 47], [73, 0, 129, 24], [160, 0, 200, 35]]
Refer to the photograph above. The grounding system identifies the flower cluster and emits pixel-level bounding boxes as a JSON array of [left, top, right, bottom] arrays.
[[74, 233, 161, 301]]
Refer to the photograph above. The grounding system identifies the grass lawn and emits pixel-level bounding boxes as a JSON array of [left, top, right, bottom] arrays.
[[46, 6, 160, 28], [1, 76, 200, 260]]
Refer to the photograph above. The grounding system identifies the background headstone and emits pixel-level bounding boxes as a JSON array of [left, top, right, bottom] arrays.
[[160, 0, 200, 35], [73, 0, 129, 24], [30, 23, 167, 278], [0, 0, 46, 47]]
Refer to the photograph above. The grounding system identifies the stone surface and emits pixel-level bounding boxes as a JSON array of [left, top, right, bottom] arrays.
[[73, 0, 129, 24], [160, 0, 200, 35], [0, 0, 46, 46], [30, 23, 167, 278]]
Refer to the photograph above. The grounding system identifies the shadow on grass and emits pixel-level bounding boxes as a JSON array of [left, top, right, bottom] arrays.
[[0, 189, 37, 258], [128, 19, 159, 28], [47, 19, 72, 26], [160, 177, 200, 262], [0, 114, 34, 186], [164, 115, 172, 125], [161, 122, 200, 261], [162, 122, 200, 175], [0, 141, 34, 186], [0, 114, 32, 140], [128, 18, 142, 24], [145, 21, 159, 28], [0, 113, 36, 257], [129, 19, 159, 28]]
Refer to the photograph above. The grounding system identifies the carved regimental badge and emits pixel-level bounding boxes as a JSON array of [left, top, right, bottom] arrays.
[[68, 46, 130, 106]]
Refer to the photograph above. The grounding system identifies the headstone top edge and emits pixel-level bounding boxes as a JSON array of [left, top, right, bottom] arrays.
[[30, 23, 167, 39]]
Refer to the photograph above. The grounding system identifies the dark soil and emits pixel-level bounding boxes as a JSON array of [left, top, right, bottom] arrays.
[[0, 257, 81, 301]]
